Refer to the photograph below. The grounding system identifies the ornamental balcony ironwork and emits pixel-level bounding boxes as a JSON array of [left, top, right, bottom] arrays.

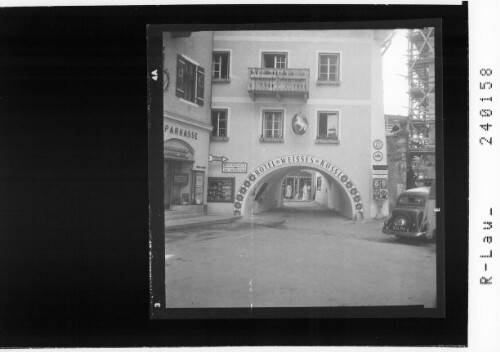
[[248, 68, 310, 101]]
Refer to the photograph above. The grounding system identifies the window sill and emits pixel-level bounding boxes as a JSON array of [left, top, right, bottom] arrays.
[[260, 137, 284, 143], [210, 136, 229, 142], [316, 80, 341, 86], [316, 139, 340, 144], [179, 98, 199, 107], [212, 78, 231, 84]]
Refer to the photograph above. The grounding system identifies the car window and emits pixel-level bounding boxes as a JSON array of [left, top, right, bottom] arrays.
[[397, 196, 425, 206]]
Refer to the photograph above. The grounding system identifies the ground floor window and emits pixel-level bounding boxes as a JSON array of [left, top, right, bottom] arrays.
[[317, 111, 339, 143], [207, 177, 235, 202]]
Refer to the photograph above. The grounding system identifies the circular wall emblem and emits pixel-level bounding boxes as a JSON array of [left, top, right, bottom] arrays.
[[373, 139, 384, 150], [291, 113, 309, 135], [373, 151, 384, 162]]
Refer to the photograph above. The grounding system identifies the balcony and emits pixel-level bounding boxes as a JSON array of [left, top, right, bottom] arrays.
[[248, 68, 310, 101]]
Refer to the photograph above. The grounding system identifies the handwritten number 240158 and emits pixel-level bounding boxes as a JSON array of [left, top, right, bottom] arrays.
[[479, 68, 493, 145]]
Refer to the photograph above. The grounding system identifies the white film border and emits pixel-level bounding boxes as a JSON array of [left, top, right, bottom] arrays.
[[469, 0, 500, 350]]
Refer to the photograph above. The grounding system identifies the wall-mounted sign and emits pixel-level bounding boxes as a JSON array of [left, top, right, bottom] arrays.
[[372, 175, 388, 200], [165, 124, 198, 140], [292, 113, 309, 135], [222, 162, 248, 173], [209, 155, 228, 162], [373, 151, 384, 162], [373, 139, 384, 150], [232, 155, 364, 217], [173, 173, 189, 185]]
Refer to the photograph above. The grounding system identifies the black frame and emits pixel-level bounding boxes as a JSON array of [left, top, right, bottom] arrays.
[[0, 3, 468, 348]]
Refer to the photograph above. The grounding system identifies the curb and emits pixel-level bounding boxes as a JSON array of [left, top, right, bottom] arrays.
[[166, 216, 242, 231]]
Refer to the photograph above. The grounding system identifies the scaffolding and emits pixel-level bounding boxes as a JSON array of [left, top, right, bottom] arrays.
[[407, 28, 436, 182]]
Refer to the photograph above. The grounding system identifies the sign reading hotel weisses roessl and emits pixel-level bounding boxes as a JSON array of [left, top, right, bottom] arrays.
[[233, 155, 364, 217], [222, 162, 247, 173]]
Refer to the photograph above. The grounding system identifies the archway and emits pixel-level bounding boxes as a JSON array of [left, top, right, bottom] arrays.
[[232, 155, 364, 220]]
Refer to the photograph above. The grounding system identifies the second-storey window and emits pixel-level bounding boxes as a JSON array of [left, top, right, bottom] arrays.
[[317, 111, 339, 142], [211, 109, 228, 139], [262, 111, 284, 141], [262, 53, 287, 69], [176, 54, 205, 106], [318, 53, 340, 83], [213, 52, 230, 81]]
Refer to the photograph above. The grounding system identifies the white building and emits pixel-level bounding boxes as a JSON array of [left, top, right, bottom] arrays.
[[206, 30, 391, 220]]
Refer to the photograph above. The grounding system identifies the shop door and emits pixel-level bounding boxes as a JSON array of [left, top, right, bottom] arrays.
[[192, 171, 205, 205]]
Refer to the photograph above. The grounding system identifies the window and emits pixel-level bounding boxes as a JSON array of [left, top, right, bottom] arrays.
[[262, 53, 287, 69], [176, 55, 205, 106], [317, 111, 339, 143], [261, 110, 284, 142], [318, 53, 340, 83], [211, 109, 228, 140], [207, 177, 235, 202], [213, 52, 230, 81]]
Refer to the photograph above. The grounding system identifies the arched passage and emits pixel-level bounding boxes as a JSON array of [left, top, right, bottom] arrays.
[[232, 155, 364, 220]]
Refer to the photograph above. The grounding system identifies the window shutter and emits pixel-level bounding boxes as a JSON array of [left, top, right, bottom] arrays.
[[176, 55, 185, 98], [196, 66, 205, 106]]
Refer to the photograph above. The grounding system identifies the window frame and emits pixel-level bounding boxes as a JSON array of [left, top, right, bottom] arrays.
[[317, 52, 341, 85], [261, 52, 289, 69], [212, 51, 231, 82], [316, 110, 341, 144], [210, 108, 229, 141], [207, 177, 235, 203], [176, 54, 205, 106], [260, 109, 285, 143]]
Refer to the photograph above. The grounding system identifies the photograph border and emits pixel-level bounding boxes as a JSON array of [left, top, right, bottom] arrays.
[[150, 17, 447, 320]]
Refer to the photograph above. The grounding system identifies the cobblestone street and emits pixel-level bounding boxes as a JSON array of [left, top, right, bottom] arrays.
[[165, 202, 436, 308]]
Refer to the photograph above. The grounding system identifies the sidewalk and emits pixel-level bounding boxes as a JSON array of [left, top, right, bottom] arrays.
[[165, 214, 242, 231]]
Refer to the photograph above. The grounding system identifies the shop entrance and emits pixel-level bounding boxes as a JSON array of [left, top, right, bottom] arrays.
[[164, 139, 197, 209]]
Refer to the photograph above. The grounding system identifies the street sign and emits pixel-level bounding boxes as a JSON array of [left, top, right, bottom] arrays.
[[222, 162, 247, 173], [209, 155, 228, 162]]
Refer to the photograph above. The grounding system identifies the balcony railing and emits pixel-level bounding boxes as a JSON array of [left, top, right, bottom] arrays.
[[248, 68, 310, 101]]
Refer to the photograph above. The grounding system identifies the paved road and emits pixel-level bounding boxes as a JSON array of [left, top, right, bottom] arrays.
[[165, 202, 436, 308]]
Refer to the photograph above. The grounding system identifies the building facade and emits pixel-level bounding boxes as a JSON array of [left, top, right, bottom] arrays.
[[206, 30, 391, 220], [163, 31, 213, 215]]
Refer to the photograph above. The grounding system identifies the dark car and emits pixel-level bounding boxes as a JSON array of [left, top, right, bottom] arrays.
[[382, 185, 436, 240]]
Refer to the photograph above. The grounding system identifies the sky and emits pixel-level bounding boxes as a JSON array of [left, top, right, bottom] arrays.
[[382, 29, 409, 116]]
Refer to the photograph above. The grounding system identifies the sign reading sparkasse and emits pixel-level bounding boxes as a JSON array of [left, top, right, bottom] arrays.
[[164, 123, 199, 140]]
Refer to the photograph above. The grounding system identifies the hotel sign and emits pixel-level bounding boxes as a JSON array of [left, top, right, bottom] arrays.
[[222, 162, 247, 173], [232, 155, 364, 217]]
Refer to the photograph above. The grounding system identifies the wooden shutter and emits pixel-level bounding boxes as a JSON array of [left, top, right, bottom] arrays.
[[176, 55, 185, 98], [196, 66, 205, 106]]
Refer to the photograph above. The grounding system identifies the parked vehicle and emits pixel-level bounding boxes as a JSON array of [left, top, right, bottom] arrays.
[[382, 182, 436, 240]]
